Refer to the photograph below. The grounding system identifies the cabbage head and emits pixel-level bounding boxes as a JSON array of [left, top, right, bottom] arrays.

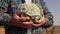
[[18, 3, 43, 22]]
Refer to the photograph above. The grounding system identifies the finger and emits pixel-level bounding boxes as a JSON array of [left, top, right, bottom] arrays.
[[20, 17, 30, 21], [32, 22, 44, 27], [20, 24, 32, 28], [32, 24, 40, 27], [17, 9, 22, 15]]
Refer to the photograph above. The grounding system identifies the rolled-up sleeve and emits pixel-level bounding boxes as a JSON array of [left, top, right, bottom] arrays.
[[40, 0, 54, 28]]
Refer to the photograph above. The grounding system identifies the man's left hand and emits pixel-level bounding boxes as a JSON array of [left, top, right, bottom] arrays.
[[32, 16, 47, 27]]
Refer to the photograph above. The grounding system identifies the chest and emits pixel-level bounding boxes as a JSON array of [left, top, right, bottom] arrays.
[[9, 0, 42, 13], [10, 0, 41, 5], [10, 0, 22, 5]]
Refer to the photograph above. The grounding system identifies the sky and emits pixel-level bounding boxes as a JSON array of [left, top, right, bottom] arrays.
[[45, 0, 60, 26]]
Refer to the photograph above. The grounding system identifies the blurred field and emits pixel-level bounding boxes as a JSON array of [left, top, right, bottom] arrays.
[[0, 26, 5, 34], [42, 26, 60, 34], [0, 26, 60, 34]]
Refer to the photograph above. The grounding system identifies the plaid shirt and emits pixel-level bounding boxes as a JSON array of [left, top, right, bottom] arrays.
[[0, 0, 53, 34]]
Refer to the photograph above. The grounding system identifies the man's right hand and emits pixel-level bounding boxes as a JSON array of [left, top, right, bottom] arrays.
[[8, 11, 31, 28]]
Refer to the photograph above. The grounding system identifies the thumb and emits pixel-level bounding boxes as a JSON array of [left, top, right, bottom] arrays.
[[17, 9, 22, 15]]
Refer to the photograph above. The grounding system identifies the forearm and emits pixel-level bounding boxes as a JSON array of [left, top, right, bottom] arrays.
[[42, 10, 54, 28], [41, 0, 54, 28]]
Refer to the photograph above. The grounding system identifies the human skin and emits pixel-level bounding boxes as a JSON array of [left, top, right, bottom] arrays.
[[10, 9, 46, 28]]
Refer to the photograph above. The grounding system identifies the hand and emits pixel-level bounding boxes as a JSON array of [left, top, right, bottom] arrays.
[[15, 10, 30, 22], [8, 9, 31, 27], [20, 22, 33, 28], [32, 11, 47, 27], [32, 17, 47, 27], [35, 11, 47, 24], [31, 16, 47, 27], [9, 14, 32, 28], [19, 16, 30, 22], [14, 21, 33, 28], [16, 9, 22, 15], [8, 13, 31, 28], [35, 16, 46, 24], [8, 13, 20, 25]]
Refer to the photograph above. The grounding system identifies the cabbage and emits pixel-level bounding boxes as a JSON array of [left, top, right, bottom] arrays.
[[18, 3, 43, 22]]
